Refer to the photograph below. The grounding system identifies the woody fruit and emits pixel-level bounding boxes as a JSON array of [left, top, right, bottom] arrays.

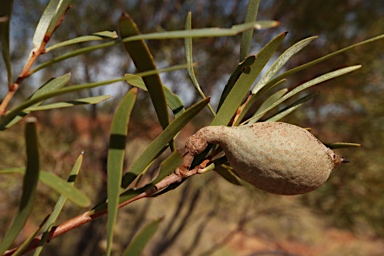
[[181, 122, 347, 195]]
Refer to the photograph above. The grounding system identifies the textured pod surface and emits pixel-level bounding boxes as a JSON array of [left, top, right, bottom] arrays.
[[186, 122, 344, 195]]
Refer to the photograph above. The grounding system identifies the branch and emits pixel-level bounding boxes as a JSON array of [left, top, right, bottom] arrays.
[[0, 7, 69, 116], [4, 166, 201, 256]]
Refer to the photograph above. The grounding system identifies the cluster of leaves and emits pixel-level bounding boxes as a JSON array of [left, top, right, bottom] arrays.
[[1, 0, 384, 255]]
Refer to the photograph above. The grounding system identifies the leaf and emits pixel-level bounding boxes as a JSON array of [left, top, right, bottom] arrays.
[[211, 32, 287, 126], [266, 33, 384, 88], [125, 74, 146, 90], [106, 88, 137, 256], [0, 118, 40, 255], [122, 218, 163, 256], [40, 171, 90, 207], [125, 74, 185, 117], [245, 65, 361, 124], [16, 63, 189, 118], [251, 88, 288, 122], [2, 73, 71, 129], [119, 13, 170, 130], [25, 95, 112, 111], [233, 78, 287, 125], [32, 0, 72, 50], [163, 86, 185, 118], [45, 31, 118, 52], [13, 216, 47, 256], [34, 152, 85, 255], [215, 165, 242, 186], [266, 92, 318, 122], [240, 0, 260, 61], [217, 55, 256, 111], [0, 168, 90, 207], [184, 12, 215, 116], [121, 97, 210, 189], [0, 75, 121, 130], [250, 20, 280, 30], [121, 21, 278, 41], [251, 36, 318, 95], [92, 150, 182, 214], [0, 0, 13, 85], [30, 21, 276, 74], [324, 142, 362, 149], [134, 63, 194, 77], [30, 40, 117, 74]]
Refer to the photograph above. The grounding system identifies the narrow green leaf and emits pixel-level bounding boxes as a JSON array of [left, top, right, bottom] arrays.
[[121, 21, 277, 41], [184, 12, 215, 116], [211, 32, 287, 126], [0, 118, 40, 255], [163, 86, 185, 118], [0, 0, 13, 85], [32, 0, 72, 50], [106, 88, 137, 256], [252, 36, 317, 95], [46, 31, 118, 52], [40, 171, 89, 207], [124, 63, 195, 89], [119, 13, 170, 130], [233, 78, 287, 125], [0, 168, 90, 207], [25, 95, 112, 111], [133, 63, 194, 77], [266, 92, 318, 122], [34, 152, 84, 255], [240, 0, 260, 61], [121, 97, 210, 189], [0, 76, 121, 130], [92, 150, 182, 214], [122, 218, 163, 256], [3, 73, 71, 129], [217, 55, 256, 111], [15, 64, 188, 119], [250, 20, 280, 30], [251, 88, 288, 123], [215, 165, 242, 186], [125, 74, 185, 117], [31, 73, 71, 97], [267, 33, 384, 88], [245, 65, 361, 124], [125, 74, 147, 90], [13, 216, 47, 256], [30, 21, 276, 74], [30, 40, 118, 74], [324, 142, 362, 149]]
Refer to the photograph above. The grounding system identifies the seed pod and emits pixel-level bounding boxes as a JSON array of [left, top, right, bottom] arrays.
[[184, 122, 346, 195]]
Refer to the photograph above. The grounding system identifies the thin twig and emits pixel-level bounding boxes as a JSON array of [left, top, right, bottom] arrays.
[[4, 166, 201, 256], [0, 7, 70, 116]]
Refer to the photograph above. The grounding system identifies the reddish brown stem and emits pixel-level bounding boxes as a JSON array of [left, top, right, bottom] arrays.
[[4, 167, 200, 256], [0, 7, 70, 116]]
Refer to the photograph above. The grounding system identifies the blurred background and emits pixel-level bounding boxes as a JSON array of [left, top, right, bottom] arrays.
[[1, 0, 384, 255]]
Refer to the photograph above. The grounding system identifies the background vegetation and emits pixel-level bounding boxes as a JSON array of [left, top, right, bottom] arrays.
[[1, 0, 383, 255]]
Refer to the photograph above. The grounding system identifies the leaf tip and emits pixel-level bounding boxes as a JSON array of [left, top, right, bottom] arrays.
[[26, 116, 37, 123], [131, 87, 139, 94]]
